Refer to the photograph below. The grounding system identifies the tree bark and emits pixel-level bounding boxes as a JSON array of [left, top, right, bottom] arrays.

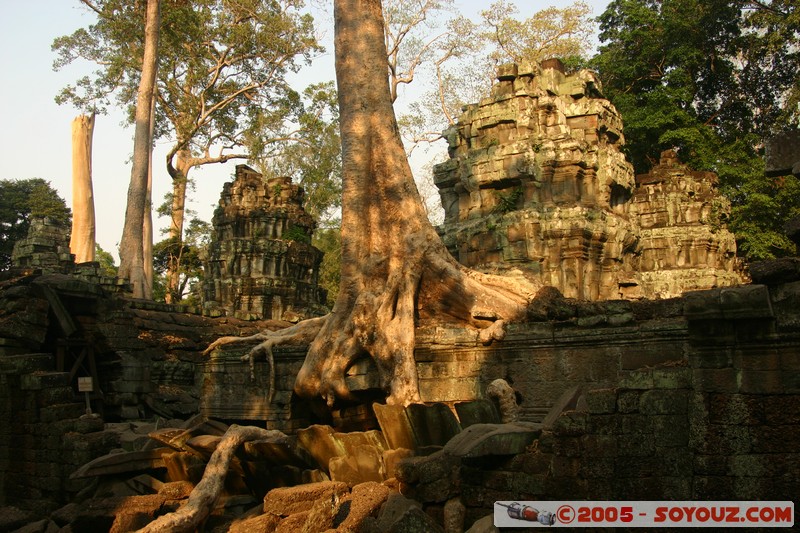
[[165, 148, 191, 303], [118, 0, 160, 299], [69, 113, 96, 263], [143, 95, 156, 299], [291, 0, 537, 406]]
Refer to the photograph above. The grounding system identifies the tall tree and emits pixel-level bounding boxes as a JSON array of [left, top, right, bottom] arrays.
[[259, 82, 342, 225], [156, 0, 320, 303], [54, 0, 322, 302], [0, 179, 71, 270], [395, 0, 594, 148], [590, 0, 800, 260], [118, 0, 160, 298], [69, 113, 96, 263], [209, 0, 537, 407]]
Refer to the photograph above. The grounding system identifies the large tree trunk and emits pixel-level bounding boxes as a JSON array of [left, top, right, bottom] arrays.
[[118, 0, 160, 299], [165, 148, 191, 304], [143, 96, 156, 299], [293, 0, 536, 406], [205, 0, 537, 407], [69, 113, 96, 263]]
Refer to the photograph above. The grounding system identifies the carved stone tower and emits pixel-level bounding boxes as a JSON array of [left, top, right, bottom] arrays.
[[203, 165, 327, 320], [435, 60, 746, 300]]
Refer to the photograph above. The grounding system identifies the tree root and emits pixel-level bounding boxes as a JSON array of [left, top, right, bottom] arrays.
[[134, 425, 285, 533], [203, 316, 327, 404]]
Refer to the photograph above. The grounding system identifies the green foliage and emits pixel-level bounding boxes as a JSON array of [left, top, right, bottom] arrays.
[[494, 187, 523, 214], [153, 217, 210, 302], [0, 179, 71, 270], [312, 224, 341, 308], [95, 243, 118, 277], [259, 82, 342, 226], [282, 225, 311, 244], [591, 0, 800, 260]]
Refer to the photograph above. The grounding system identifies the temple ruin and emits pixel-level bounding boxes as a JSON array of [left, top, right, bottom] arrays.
[[0, 61, 797, 531], [202, 164, 327, 321], [435, 59, 745, 300]]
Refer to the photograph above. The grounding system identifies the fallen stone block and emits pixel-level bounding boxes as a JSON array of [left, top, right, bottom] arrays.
[[373, 403, 415, 450], [455, 399, 501, 427], [263, 480, 349, 516], [364, 492, 444, 533], [227, 512, 281, 533], [442, 423, 540, 458], [465, 514, 500, 533], [69, 448, 171, 479], [336, 481, 391, 531], [406, 402, 462, 447], [329, 444, 386, 486]]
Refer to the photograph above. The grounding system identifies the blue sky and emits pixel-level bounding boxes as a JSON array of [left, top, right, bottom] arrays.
[[0, 0, 609, 261]]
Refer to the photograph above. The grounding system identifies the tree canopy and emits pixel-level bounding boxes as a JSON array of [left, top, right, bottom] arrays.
[[591, 0, 800, 260], [0, 179, 72, 270]]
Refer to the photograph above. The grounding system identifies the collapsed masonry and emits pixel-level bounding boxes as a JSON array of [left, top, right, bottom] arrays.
[[202, 165, 327, 321], [435, 59, 745, 300]]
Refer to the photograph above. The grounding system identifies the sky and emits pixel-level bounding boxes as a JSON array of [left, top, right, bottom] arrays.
[[0, 0, 609, 262]]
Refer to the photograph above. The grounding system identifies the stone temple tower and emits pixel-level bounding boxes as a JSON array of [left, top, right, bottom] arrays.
[[434, 59, 746, 300], [202, 165, 327, 320]]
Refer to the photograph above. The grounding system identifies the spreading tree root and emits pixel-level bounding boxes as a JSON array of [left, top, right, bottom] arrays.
[[202, 316, 327, 404], [201, 236, 539, 408], [134, 425, 285, 533], [292, 233, 540, 407]]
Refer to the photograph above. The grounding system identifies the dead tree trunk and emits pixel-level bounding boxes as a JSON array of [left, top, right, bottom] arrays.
[[207, 0, 538, 407], [69, 113, 96, 263], [118, 0, 160, 299]]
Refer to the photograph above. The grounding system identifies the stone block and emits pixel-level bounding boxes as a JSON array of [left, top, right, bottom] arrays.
[[616, 390, 639, 413], [616, 433, 655, 457], [652, 367, 691, 389], [366, 492, 444, 533], [444, 423, 540, 458], [651, 415, 689, 447], [295, 425, 340, 472], [617, 369, 653, 390], [639, 389, 688, 415], [263, 480, 349, 516], [329, 444, 385, 486], [692, 368, 738, 393], [584, 388, 616, 414], [39, 403, 85, 423], [720, 285, 773, 319], [454, 399, 501, 427], [580, 433, 617, 458], [383, 447, 414, 479], [738, 369, 783, 394], [406, 402, 462, 447], [373, 403, 415, 450], [0, 354, 53, 376], [332, 482, 391, 532], [19, 371, 70, 391]]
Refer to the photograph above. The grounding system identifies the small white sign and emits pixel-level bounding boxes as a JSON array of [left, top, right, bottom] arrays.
[[77, 377, 94, 392]]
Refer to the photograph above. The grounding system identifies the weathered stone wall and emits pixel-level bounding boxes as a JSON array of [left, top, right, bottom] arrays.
[[434, 60, 747, 300], [203, 164, 327, 321], [0, 273, 285, 507], [0, 354, 117, 508], [197, 274, 799, 527]]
